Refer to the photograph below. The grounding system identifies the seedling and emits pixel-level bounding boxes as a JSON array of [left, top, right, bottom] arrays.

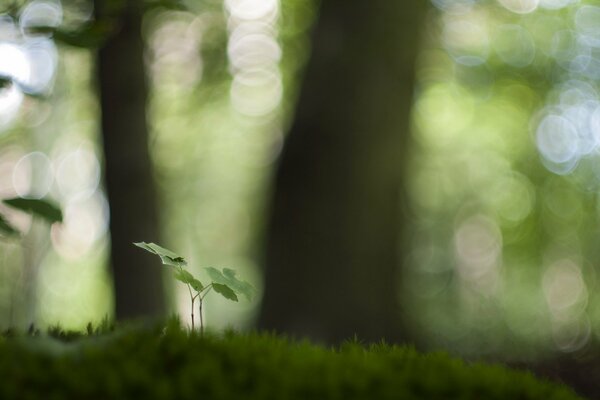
[[134, 242, 254, 334]]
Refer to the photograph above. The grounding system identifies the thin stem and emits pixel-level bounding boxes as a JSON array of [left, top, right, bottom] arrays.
[[190, 296, 195, 331], [197, 285, 214, 336], [198, 299, 204, 336], [200, 285, 213, 301], [189, 284, 214, 335], [182, 271, 194, 299], [178, 266, 196, 331]]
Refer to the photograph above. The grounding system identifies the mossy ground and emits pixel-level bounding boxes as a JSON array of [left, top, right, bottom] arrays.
[[0, 320, 584, 400]]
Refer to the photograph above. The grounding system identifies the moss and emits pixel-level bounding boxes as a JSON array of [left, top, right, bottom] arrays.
[[0, 322, 584, 400]]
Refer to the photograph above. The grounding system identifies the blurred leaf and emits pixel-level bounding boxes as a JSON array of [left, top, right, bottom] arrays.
[[0, 76, 11, 90], [0, 213, 20, 237], [3, 198, 62, 224], [212, 283, 238, 302], [205, 267, 254, 301], [143, 0, 187, 11], [29, 20, 114, 48], [0, 74, 48, 98], [133, 242, 187, 267]]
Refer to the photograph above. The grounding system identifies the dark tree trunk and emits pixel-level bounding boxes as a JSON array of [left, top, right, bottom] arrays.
[[94, 0, 166, 320], [258, 1, 426, 343]]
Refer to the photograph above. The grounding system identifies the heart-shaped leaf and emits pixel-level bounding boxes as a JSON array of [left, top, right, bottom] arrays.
[[133, 242, 187, 267], [212, 283, 238, 302], [189, 278, 204, 292], [205, 267, 254, 301], [222, 268, 255, 301], [3, 197, 62, 224], [174, 269, 204, 292], [174, 269, 194, 284]]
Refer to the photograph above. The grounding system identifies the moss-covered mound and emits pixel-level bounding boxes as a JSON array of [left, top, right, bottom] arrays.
[[0, 323, 583, 400]]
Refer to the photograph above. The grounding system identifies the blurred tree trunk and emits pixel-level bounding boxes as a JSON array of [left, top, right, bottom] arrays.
[[258, 1, 426, 343], [94, 0, 166, 320]]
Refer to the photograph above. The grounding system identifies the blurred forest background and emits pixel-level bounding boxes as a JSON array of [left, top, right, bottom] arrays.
[[0, 0, 598, 361]]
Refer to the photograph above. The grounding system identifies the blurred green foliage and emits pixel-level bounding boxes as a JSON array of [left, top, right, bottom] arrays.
[[407, 0, 600, 356], [0, 0, 305, 330], [1, 0, 600, 359]]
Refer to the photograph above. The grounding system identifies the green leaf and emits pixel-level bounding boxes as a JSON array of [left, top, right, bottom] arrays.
[[173, 269, 204, 292], [143, 0, 188, 11], [133, 242, 187, 267], [174, 269, 195, 284], [212, 283, 238, 302], [222, 268, 255, 300], [190, 278, 204, 292], [205, 267, 254, 301], [28, 21, 115, 49], [0, 213, 19, 237], [3, 198, 62, 224]]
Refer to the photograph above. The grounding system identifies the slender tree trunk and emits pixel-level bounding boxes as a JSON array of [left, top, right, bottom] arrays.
[[94, 0, 166, 320], [258, 1, 426, 344]]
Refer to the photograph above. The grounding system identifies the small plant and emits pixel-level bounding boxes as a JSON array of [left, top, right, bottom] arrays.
[[134, 242, 254, 334]]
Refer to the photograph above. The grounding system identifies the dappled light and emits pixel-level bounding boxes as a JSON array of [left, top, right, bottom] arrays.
[[149, 11, 203, 90], [494, 24, 535, 67], [542, 258, 591, 352], [454, 214, 502, 294], [0, 0, 105, 328], [1, 0, 600, 381], [0, 85, 24, 130], [497, 0, 539, 14], [12, 151, 53, 198], [226, 0, 282, 118], [407, 0, 600, 357], [441, 10, 489, 66], [54, 146, 100, 201], [50, 191, 108, 259], [144, 0, 284, 329], [0, 42, 30, 84], [543, 259, 587, 318], [0, 4, 58, 95], [0, 3, 59, 131], [20, 0, 63, 33]]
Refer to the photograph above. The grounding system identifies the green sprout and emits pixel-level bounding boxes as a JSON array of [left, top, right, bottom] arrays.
[[133, 242, 254, 334]]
